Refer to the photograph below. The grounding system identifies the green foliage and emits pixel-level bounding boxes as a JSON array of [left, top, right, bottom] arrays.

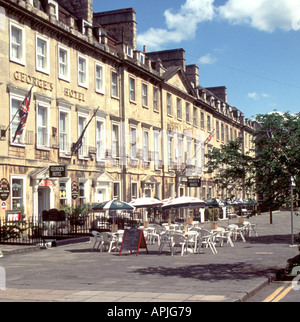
[[205, 112, 300, 218]]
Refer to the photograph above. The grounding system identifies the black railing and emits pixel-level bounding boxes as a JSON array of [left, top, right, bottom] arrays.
[[0, 212, 139, 246]]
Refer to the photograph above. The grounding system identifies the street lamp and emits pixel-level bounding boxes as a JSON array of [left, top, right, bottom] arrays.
[[290, 176, 296, 247]]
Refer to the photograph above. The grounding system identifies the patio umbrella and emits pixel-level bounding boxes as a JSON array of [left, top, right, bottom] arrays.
[[162, 196, 205, 210], [129, 197, 163, 208], [92, 200, 134, 211], [92, 200, 134, 229]]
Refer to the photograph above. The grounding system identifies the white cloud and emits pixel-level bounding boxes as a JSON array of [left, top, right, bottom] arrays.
[[218, 0, 300, 32], [137, 0, 215, 50], [137, 0, 300, 52], [199, 53, 217, 64], [248, 92, 270, 100]]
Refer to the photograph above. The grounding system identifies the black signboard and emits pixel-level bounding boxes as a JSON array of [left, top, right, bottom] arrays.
[[49, 165, 67, 178], [119, 228, 148, 256], [187, 178, 201, 187], [0, 178, 10, 201], [71, 181, 78, 200], [42, 208, 66, 221]]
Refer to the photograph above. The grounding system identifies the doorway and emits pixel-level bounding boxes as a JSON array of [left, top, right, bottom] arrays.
[[38, 186, 50, 219]]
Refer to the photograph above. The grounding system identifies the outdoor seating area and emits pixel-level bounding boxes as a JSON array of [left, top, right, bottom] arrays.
[[91, 219, 258, 256]]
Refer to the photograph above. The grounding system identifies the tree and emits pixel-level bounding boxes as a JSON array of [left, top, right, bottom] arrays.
[[253, 112, 300, 223], [205, 137, 254, 200], [205, 112, 300, 224]]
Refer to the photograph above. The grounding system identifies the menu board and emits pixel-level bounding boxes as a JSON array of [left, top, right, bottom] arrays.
[[119, 228, 148, 256]]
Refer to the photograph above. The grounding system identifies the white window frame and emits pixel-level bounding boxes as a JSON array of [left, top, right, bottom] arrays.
[[78, 54, 88, 88], [139, 53, 145, 65], [131, 182, 138, 199], [111, 123, 120, 158], [143, 129, 149, 162], [111, 70, 119, 98], [130, 126, 137, 159], [36, 101, 50, 149], [79, 179, 89, 204], [193, 106, 198, 127], [59, 106, 71, 156], [177, 136, 183, 168], [177, 98, 182, 120], [10, 92, 27, 146], [127, 46, 133, 58], [59, 178, 71, 206], [36, 34, 50, 74], [167, 93, 172, 115], [153, 130, 160, 169], [153, 87, 159, 112], [10, 21, 25, 66], [186, 102, 190, 123], [11, 175, 26, 211], [96, 117, 106, 161], [113, 182, 120, 200], [58, 45, 70, 82], [77, 112, 89, 157], [129, 76, 136, 102], [48, 0, 59, 20], [95, 62, 105, 94], [142, 83, 148, 107]]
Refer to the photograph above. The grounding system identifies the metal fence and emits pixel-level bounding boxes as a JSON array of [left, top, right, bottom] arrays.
[[0, 211, 139, 246]]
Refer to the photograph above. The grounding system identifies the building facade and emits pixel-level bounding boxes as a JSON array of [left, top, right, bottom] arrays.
[[0, 0, 257, 220]]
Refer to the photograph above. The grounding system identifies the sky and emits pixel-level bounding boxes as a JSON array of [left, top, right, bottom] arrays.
[[94, 0, 300, 119]]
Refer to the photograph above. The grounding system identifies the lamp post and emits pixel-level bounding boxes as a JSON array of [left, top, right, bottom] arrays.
[[290, 176, 296, 247]]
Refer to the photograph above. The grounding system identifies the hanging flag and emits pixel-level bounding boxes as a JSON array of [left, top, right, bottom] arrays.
[[204, 129, 215, 145], [71, 106, 100, 154], [13, 86, 33, 142]]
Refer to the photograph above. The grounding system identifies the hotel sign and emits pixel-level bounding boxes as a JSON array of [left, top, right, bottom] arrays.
[[49, 165, 67, 178], [14, 71, 53, 91], [187, 178, 201, 188]]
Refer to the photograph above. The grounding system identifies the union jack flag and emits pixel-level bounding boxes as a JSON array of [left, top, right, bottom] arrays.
[[13, 86, 33, 142], [204, 129, 215, 145]]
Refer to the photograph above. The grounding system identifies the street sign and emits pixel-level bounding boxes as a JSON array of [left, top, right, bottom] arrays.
[[49, 165, 67, 178], [187, 178, 201, 187], [1, 201, 6, 211]]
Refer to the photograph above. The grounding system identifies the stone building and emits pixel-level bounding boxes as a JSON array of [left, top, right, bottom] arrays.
[[0, 0, 257, 221]]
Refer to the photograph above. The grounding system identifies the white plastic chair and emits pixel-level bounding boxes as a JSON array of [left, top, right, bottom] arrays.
[[184, 231, 198, 253], [157, 232, 172, 254], [243, 221, 258, 237], [170, 233, 187, 256], [222, 229, 235, 247], [92, 231, 101, 251], [228, 224, 246, 242], [197, 229, 218, 254], [98, 232, 115, 252]]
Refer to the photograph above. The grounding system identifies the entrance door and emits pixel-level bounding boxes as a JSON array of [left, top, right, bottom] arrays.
[[38, 186, 50, 219], [96, 189, 105, 203]]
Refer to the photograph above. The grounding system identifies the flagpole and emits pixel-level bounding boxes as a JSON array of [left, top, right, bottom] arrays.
[[1, 85, 34, 138], [71, 106, 100, 155]]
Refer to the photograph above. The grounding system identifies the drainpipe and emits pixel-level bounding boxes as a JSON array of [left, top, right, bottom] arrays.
[[120, 65, 127, 201]]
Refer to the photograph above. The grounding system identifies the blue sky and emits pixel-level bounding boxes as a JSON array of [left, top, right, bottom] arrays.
[[94, 0, 300, 119]]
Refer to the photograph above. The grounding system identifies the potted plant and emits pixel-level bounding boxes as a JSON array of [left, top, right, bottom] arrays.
[[209, 208, 219, 229], [62, 204, 88, 226]]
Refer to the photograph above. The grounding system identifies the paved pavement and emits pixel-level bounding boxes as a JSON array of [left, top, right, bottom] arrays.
[[0, 211, 299, 303]]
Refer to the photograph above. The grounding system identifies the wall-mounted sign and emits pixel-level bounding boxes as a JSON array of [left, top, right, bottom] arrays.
[[14, 71, 53, 91], [6, 210, 22, 222], [187, 178, 201, 188], [0, 178, 10, 201], [49, 165, 67, 178], [64, 88, 85, 102], [1, 201, 7, 211], [71, 181, 78, 200], [39, 178, 54, 187]]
